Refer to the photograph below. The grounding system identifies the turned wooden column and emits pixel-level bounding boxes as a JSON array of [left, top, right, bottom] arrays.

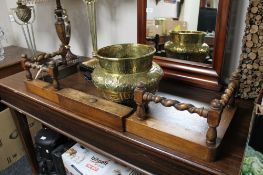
[[206, 99, 222, 146], [134, 84, 147, 121], [21, 54, 33, 80], [48, 61, 60, 90]]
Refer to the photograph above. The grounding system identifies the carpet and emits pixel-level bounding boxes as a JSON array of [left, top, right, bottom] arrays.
[[0, 156, 32, 175]]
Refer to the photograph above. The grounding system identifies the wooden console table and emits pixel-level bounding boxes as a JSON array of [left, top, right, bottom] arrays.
[[0, 46, 32, 79], [0, 71, 254, 175]]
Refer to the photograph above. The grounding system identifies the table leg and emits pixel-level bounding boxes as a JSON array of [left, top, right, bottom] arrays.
[[10, 108, 39, 175], [0, 103, 6, 111]]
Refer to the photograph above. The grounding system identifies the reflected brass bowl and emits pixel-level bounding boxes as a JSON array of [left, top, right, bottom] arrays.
[[164, 31, 209, 62], [96, 43, 155, 74], [92, 43, 163, 104]]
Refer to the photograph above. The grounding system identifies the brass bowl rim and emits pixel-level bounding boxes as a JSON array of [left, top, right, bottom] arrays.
[[96, 43, 156, 61], [170, 30, 207, 35]]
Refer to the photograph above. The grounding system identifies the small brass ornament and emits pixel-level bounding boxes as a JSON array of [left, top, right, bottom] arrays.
[[11, 1, 36, 57], [15, 2, 32, 23]]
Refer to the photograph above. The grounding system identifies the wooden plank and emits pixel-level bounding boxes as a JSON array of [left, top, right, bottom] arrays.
[[25, 80, 59, 103], [57, 88, 133, 131], [126, 104, 237, 162]]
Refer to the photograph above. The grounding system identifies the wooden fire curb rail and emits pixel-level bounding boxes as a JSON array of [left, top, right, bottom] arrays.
[[21, 54, 60, 90], [134, 72, 241, 146], [20, 49, 80, 91]]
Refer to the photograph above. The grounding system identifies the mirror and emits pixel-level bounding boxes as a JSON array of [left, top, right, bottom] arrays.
[[146, 0, 218, 64], [137, 0, 231, 90]]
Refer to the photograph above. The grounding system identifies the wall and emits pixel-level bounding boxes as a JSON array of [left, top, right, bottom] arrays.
[[179, 0, 200, 30], [0, 0, 16, 47], [1, 0, 249, 82], [146, 0, 201, 31], [222, 0, 249, 83], [3, 0, 137, 57], [208, 0, 219, 8], [146, 0, 178, 20], [146, 0, 218, 31]]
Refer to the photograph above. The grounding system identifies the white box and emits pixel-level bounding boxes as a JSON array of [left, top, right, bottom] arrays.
[[62, 143, 140, 175]]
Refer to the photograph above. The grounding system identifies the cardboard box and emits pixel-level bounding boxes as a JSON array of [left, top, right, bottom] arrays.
[[146, 19, 187, 37], [164, 19, 187, 34], [146, 19, 162, 37], [62, 143, 140, 175], [0, 108, 42, 171]]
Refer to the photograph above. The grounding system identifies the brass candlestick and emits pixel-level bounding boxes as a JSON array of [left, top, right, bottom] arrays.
[[20, 0, 80, 87], [83, 0, 98, 53], [82, 0, 99, 69]]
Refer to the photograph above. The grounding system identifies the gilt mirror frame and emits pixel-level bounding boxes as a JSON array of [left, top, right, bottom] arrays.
[[137, 0, 231, 91]]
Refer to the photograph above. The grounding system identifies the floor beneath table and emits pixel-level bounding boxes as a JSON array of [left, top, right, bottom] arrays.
[[0, 156, 32, 175]]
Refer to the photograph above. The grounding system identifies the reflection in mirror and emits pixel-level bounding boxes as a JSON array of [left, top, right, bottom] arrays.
[[146, 0, 219, 65]]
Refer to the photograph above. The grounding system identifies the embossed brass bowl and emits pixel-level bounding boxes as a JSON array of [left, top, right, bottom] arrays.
[[92, 43, 163, 103], [164, 31, 209, 62]]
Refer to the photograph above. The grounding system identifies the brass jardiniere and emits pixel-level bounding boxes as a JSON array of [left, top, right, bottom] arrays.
[[92, 43, 163, 104], [164, 31, 209, 62]]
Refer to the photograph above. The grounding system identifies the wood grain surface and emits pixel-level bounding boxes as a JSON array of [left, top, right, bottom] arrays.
[[57, 88, 133, 131], [126, 90, 237, 161]]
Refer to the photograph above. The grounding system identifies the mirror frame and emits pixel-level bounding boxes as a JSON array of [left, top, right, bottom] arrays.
[[137, 0, 231, 91]]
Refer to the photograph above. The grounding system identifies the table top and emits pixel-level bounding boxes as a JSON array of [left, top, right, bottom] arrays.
[[0, 71, 254, 175], [0, 45, 32, 69]]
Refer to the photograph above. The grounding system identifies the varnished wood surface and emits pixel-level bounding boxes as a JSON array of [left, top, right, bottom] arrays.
[[126, 105, 236, 161], [137, 0, 146, 44], [25, 80, 59, 103], [25, 79, 133, 131], [0, 46, 31, 79], [128, 75, 239, 161], [0, 72, 254, 175], [154, 57, 222, 90], [57, 88, 133, 131]]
